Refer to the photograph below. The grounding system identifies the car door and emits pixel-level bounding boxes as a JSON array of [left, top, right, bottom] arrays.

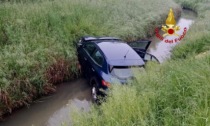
[[90, 49, 105, 79], [140, 51, 160, 63], [80, 42, 97, 78], [83, 43, 105, 79], [127, 40, 159, 63], [127, 40, 151, 53]]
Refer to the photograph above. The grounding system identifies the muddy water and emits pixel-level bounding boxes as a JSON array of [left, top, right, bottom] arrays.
[[148, 9, 197, 62], [0, 10, 196, 126], [0, 79, 91, 126]]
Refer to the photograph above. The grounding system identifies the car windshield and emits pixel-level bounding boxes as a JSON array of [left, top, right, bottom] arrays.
[[110, 66, 144, 79]]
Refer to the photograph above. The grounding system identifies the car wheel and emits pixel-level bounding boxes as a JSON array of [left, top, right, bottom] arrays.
[[92, 84, 98, 101], [90, 78, 99, 103]]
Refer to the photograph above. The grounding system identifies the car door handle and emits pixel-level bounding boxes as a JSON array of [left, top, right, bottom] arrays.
[[84, 57, 87, 61]]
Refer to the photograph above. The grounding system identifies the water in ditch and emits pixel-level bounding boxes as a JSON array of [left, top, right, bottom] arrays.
[[148, 9, 196, 62]]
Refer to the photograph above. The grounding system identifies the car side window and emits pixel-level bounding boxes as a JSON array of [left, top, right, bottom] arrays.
[[83, 43, 96, 55], [92, 50, 104, 66]]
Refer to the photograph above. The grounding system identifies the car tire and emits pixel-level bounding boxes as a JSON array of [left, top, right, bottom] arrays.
[[92, 84, 98, 101], [90, 78, 100, 103]]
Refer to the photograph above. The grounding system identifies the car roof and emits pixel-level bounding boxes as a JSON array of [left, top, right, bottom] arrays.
[[81, 36, 121, 42], [96, 41, 145, 66]]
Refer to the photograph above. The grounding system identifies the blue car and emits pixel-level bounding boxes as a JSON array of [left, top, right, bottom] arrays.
[[77, 36, 158, 101]]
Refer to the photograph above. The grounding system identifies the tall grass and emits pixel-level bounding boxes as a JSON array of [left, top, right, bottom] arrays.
[[0, 0, 181, 117], [71, 56, 210, 126]]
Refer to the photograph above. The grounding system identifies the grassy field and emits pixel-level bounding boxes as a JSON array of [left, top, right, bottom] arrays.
[[0, 0, 181, 117], [69, 0, 210, 126]]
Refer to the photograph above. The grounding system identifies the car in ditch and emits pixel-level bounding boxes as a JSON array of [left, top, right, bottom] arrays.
[[77, 36, 158, 102]]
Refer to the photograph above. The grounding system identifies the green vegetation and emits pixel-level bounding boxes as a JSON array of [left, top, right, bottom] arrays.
[[0, 0, 180, 117], [72, 58, 210, 126], [69, 0, 210, 126], [171, 0, 210, 59]]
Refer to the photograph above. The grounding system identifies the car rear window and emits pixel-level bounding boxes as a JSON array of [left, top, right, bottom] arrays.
[[110, 66, 144, 79]]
